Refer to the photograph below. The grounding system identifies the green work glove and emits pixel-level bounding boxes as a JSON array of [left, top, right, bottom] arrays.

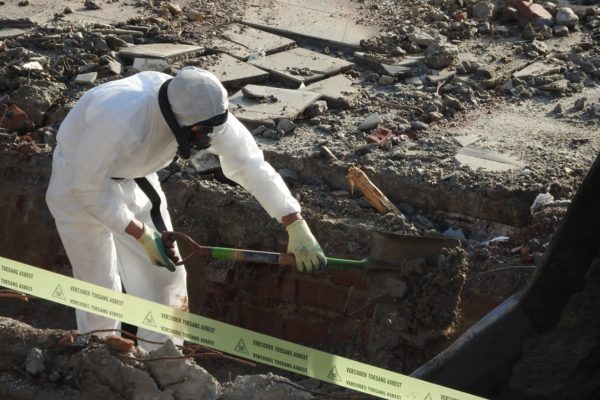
[[138, 224, 176, 272], [286, 220, 327, 273]]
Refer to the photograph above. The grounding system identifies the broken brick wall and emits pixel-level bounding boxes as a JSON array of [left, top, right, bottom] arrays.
[[0, 155, 468, 371]]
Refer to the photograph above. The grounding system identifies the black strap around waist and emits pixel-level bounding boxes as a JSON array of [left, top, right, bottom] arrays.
[[134, 177, 167, 232]]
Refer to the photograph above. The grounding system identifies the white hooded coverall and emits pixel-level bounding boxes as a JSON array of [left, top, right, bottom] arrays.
[[46, 71, 301, 350]]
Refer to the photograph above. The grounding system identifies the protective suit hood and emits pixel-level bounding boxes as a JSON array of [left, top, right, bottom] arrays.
[[161, 67, 229, 159], [167, 66, 228, 126]]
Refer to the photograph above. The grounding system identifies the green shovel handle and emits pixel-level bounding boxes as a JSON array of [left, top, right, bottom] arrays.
[[211, 247, 367, 270], [164, 231, 368, 270], [325, 257, 368, 270]]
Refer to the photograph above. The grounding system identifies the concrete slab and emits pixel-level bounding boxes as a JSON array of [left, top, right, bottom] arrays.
[[455, 146, 522, 172], [132, 57, 171, 72], [119, 43, 203, 61], [248, 47, 354, 85], [302, 74, 359, 108], [209, 24, 296, 61], [74, 72, 98, 84], [353, 52, 415, 77], [229, 84, 321, 123], [0, 28, 30, 39], [453, 135, 482, 147], [242, 0, 379, 49], [426, 70, 456, 84], [513, 61, 563, 79], [195, 53, 269, 88], [190, 152, 221, 174]]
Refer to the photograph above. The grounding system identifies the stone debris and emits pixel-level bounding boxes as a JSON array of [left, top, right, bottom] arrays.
[[74, 71, 98, 84], [455, 146, 523, 172], [507, 0, 553, 25], [242, 0, 379, 49], [358, 113, 382, 131], [221, 373, 313, 400], [133, 57, 171, 72], [301, 74, 359, 108], [119, 43, 204, 61], [194, 53, 269, 88], [229, 84, 321, 123], [248, 47, 354, 85], [210, 23, 296, 61], [353, 52, 412, 78]]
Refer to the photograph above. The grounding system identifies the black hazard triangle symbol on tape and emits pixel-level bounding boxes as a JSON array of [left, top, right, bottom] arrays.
[[328, 366, 341, 381], [52, 285, 66, 301], [424, 393, 432, 400], [143, 312, 157, 327], [234, 338, 249, 355]]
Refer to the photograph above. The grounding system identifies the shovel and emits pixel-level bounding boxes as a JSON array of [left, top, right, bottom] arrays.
[[163, 230, 460, 272]]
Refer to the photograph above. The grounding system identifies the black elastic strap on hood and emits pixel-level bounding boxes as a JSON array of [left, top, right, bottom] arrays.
[[158, 79, 191, 160]]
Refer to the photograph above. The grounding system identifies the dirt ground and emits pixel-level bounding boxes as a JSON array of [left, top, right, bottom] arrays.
[[1, 0, 600, 399]]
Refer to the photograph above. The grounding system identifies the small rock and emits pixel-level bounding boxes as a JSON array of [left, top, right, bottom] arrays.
[[358, 113, 382, 131], [79, 63, 100, 74], [424, 42, 459, 69], [553, 103, 564, 114], [411, 120, 429, 130], [276, 118, 296, 135], [252, 125, 267, 135], [404, 76, 423, 86], [75, 72, 98, 84], [442, 94, 464, 110], [473, 1, 495, 21], [573, 97, 587, 111], [391, 46, 406, 56], [379, 75, 396, 85], [426, 111, 444, 122], [555, 7, 579, 27], [304, 100, 328, 117], [167, 3, 183, 16], [529, 39, 548, 54], [261, 128, 280, 139], [105, 335, 135, 353], [25, 348, 45, 374], [553, 24, 569, 36], [84, 0, 101, 10]]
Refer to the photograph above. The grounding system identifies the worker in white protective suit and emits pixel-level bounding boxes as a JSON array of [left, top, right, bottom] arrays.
[[46, 66, 327, 351]]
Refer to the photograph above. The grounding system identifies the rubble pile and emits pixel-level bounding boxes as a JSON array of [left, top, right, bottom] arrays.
[[0, 317, 318, 400]]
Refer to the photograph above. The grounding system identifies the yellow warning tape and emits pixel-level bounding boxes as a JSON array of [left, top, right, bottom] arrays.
[[0, 256, 486, 400]]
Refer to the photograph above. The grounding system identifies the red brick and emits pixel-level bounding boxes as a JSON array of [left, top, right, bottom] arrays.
[[329, 269, 369, 291], [0, 104, 34, 133], [507, 0, 552, 21], [343, 288, 369, 318], [284, 319, 332, 344], [284, 319, 356, 345], [242, 268, 298, 305], [204, 284, 237, 316], [241, 304, 284, 337], [297, 279, 349, 313], [278, 274, 298, 303], [296, 306, 341, 322]]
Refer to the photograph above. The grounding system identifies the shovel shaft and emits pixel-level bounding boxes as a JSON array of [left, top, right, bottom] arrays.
[[210, 247, 367, 270], [210, 246, 295, 266], [164, 231, 369, 270]]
